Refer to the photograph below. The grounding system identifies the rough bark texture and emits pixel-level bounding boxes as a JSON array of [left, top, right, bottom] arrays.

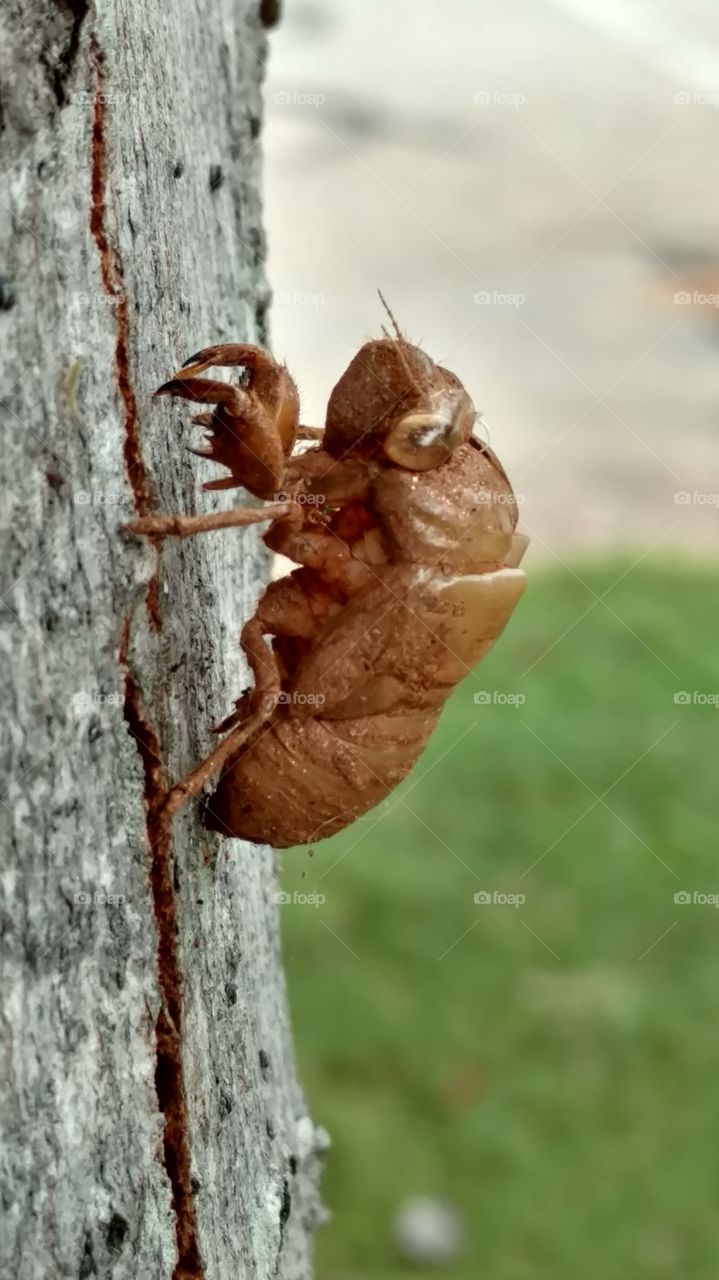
[[0, 4, 327, 1277]]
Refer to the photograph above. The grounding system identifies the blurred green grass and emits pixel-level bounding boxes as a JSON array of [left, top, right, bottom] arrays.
[[278, 560, 718, 1280]]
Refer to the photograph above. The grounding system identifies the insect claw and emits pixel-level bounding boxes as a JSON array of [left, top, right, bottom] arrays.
[[182, 349, 205, 367], [187, 445, 214, 459], [153, 380, 181, 397], [191, 413, 214, 427]]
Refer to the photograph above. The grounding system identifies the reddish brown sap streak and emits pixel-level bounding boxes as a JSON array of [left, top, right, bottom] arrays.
[[89, 35, 161, 628], [98, 35, 200, 1275], [119, 621, 204, 1278]]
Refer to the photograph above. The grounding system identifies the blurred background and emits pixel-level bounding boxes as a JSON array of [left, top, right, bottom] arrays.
[[263, 3, 718, 1277]]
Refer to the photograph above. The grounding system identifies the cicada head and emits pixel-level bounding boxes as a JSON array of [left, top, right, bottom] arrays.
[[324, 301, 475, 470]]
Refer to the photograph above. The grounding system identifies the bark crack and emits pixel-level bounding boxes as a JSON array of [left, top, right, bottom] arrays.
[[96, 21, 202, 1272], [89, 31, 161, 628], [49, 0, 91, 107], [120, 621, 204, 1280]]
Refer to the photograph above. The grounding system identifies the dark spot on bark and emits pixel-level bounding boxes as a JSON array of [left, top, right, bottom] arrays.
[[173, 160, 184, 179], [87, 716, 103, 745], [266, 1117, 275, 1140], [255, 295, 270, 345], [46, 471, 65, 490], [50, 0, 91, 108], [173, 861, 180, 892], [259, 1048, 270, 1072], [103, 1213, 128, 1254], [190, 1175, 201, 1193], [219, 1092, 233, 1118], [289, 1155, 298, 1175], [260, 0, 282, 28], [209, 165, 224, 192], [249, 114, 261, 140], [279, 1178, 291, 1227], [78, 1230, 96, 1277], [127, 212, 137, 240], [225, 981, 237, 1005], [0, 277, 16, 310], [248, 225, 265, 268]]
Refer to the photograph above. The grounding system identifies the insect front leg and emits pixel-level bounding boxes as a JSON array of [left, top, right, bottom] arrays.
[[153, 344, 300, 499]]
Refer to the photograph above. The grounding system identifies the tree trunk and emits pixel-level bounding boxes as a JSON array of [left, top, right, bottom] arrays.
[[0, 4, 327, 1277]]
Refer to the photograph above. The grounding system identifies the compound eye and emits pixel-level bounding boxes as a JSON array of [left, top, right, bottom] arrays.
[[384, 413, 456, 470], [385, 390, 475, 470]]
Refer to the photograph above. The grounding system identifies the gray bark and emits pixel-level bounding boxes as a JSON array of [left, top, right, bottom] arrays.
[[0, 4, 326, 1277]]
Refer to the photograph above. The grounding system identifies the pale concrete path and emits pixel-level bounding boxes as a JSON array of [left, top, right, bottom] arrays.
[[262, 0, 718, 559]]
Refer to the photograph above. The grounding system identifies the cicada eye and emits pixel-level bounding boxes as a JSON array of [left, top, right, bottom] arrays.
[[384, 412, 457, 470], [385, 391, 475, 471]]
